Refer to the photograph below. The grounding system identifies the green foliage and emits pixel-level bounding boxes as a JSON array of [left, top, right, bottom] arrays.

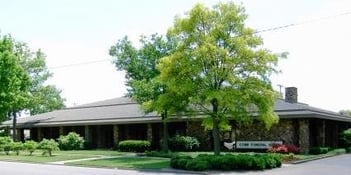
[[0, 35, 30, 122], [170, 153, 282, 171], [309, 147, 331, 155], [38, 139, 59, 156], [0, 136, 12, 146], [23, 140, 38, 155], [342, 128, 351, 145], [12, 141, 24, 155], [328, 148, 346, 154], [168, 135, 200, 151], [170, 156, 192, 169], [3, 143, 13, 155], [118, 140, 151, 153], [157, 2, 282, 155], [109, 34, 176, 108], [57, 132, 85, 150], [0, 128, 9, 137], [110, 33, 182, 152], [0, 34, 65, 122], [0, 136, 13, 154]]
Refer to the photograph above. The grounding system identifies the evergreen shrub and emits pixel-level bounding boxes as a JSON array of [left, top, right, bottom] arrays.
[[57, 132, 85, 150], [118, 140, 151, 152]]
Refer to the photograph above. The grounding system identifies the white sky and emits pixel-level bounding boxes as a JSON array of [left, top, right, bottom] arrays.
[[1, 0, 351, 112]]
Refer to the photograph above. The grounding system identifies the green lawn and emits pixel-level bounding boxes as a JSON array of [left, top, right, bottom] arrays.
[[68, 157, 170, 169], [0, 150, 124, 163]]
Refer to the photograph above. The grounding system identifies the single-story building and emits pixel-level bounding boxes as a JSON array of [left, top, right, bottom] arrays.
[[2, 87, 351, 152]]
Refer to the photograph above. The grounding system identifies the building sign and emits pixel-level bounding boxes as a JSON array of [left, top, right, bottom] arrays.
[[236, 141, 283, 149]]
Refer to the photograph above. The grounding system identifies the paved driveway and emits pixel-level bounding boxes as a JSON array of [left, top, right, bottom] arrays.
[[0, 154, 350, 175]]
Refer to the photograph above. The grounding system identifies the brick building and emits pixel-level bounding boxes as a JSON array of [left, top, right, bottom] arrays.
[[2, 87, 351, 152]]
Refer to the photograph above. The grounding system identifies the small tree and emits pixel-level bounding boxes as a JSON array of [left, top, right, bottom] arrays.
[[0, 136, 13, 154], [57, 132, 85, 150], [38, 139, 59, 156], [23, 140, 38, 155], [12, 142, 24, 155], [3, 143, 13, 155]]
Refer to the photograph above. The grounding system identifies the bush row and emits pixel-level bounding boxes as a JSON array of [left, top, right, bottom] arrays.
[[118, 140, 151, 152], [0, 132, 84, 156], [0, 137, 59, 156], [170, 153, 282, 171]]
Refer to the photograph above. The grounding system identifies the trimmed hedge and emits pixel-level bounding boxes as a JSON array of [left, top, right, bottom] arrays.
[[118, 140, 151, 152], [170, 153, 282, 171], [309, 147, 331, 155]]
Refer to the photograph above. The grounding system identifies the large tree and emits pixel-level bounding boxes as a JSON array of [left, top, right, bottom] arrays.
[[110, 34, 183, 151], [14, 43, 65, 115], [0, 35, 31, 140], [0, 35, 65, 140], [157, 2, 281, 155]]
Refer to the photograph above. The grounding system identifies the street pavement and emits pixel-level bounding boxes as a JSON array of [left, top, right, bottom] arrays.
[[217, 154, 351, 175], [0, 154, 350, 175]]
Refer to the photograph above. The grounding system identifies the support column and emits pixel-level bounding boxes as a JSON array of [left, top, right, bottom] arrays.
[[334, 123, 339, 147], [299, 119, 310, 154], [321, 120, 326, 147], [59, 126, 64, 136], [96, 125, 103, 148], [113, 125, 119, 146], [16, 128, 24, 141], [37, 127, 42, 141], [30, 128, 36, 141], [124, 125, 130, 140], [147, 124, 152, 142], [84, 125, 92, 145]]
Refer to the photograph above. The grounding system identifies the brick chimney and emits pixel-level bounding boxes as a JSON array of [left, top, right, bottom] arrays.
[[285, 87, 298, 103]]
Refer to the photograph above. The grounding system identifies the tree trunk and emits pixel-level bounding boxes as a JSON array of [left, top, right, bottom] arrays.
[[211, 98, 221, 155], [234, 123, 237, 151], [161, 111, 169, 152], [12, 112, 17, 141], [212, 118, 221, 155]]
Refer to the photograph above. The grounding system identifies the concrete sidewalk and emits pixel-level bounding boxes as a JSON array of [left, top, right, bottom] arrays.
[[48, 155, 121, 165]]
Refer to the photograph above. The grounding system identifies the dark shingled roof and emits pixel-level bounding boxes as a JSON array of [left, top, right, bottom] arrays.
[[2, 97, 351, 128]]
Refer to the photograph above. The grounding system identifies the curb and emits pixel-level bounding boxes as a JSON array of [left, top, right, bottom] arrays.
[[292, 152, 345, 164]]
